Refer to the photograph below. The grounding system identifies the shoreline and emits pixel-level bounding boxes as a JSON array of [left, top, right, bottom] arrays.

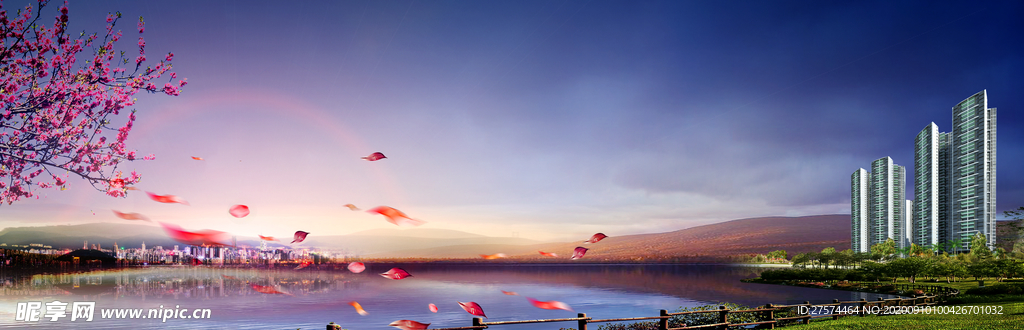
[[0, 262, 787, 276]]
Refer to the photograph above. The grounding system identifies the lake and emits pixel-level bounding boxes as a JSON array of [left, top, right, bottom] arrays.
[[0, 264, 897, 329]]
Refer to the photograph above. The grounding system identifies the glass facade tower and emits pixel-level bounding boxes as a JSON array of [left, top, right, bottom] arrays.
[[949, 90, 997, 252], [862, 90, 996, 254], [862, 157, 909, 249], [913, 123, 947, 249], [851, 169, 869, 253]]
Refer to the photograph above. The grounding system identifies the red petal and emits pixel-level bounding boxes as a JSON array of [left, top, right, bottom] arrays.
[[347, 262, 366, 273], [229, 204, 250, 218], [572, 247, 589, 260], [458, 301, 487, 318]]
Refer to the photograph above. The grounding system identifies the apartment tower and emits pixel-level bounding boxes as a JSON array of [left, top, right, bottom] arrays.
[[851, 169, 869, 253], [851, 157, 909, 252], [949, 90, 997, 252]]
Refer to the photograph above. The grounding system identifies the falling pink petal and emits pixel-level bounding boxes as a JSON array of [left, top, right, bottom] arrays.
[[366, 206, 427, 227], [584, 233, 608, 244], [389, 320, 430, 330], [458, 301, 487, 318], [525, 297, 574, 311], [112, 210, 150, 221], [361, 152, 387, 161], [191, 156, 204, 160], [292, 231, 309, 243], [258, 235, 279, 241], [229, 205, 250, 218], [428, 303, 438, 313], [344, 204, 360, 211], [380, 268, 412, 280], [480, 253, 507, 260], [158, 222, 230, 246], [146, 191, 189, 205], [571, 247, 589, 260], [539, 251, 558, 257], [349, 301, 369, 316], [348, 262, 366, 273], [501, 290, 518, 296]]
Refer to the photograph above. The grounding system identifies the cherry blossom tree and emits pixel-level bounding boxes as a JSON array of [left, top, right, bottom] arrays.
[[1, 0, 185, 204]]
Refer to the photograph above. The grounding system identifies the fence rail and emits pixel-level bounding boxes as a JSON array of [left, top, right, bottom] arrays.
[[425, 283, 958, 330]]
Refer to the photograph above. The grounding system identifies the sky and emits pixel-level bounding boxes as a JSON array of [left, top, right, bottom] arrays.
[[3, 0, 1023, 242]]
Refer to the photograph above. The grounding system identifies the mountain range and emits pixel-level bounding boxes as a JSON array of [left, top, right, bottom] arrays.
[[4, 215, 1017, 260]]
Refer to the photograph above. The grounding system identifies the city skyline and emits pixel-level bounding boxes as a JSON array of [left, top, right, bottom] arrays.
[[2, 1, 1022, 242], [854, 90, 998, 253]]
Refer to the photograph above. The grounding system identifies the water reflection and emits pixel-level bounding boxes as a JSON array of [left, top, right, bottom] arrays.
[[0, 265, 898, 329], [2, 267, 358, 300]]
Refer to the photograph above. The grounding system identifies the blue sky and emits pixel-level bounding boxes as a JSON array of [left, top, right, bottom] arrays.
[[4, 0, 1022, 242]]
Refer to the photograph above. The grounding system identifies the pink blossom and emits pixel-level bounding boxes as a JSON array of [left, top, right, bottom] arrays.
[[0, 2, 184, 204], [162, 83, 179, 96]]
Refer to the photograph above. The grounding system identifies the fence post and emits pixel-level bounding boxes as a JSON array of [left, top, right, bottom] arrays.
[[803, 301, 810, 324], [832, 299, 840, 320], [765, 304, 775, 329], [719, 305, 729, 329], [858, 299, 866, 317], [473, 318, 484, 329], [659, 310, 669, 330], [578, 312, 587, 330]]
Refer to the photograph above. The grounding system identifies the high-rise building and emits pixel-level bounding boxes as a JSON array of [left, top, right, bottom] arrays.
[[863, 90, 997, 254], [949, 90, 997, 252], [851, 157, 909, 252], [913, 123, 949, 249], [870, 157, 909, 249], [851, 169, 870, 253]]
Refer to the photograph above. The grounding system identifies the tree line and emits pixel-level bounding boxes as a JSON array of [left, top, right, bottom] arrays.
[[785, 232, 1024, 283]]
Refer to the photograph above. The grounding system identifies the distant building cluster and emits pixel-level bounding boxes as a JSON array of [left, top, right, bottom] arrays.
[[852, 90, 996, 254], [0, 243, 62, 255], [108, 241, 337, 265], [0, 240, 340, 266]]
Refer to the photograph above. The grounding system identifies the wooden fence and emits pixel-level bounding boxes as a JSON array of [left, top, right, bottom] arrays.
[[426, 284, 958, 330]]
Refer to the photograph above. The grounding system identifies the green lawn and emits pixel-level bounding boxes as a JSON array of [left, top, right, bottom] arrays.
[[785, 301, 1024, 330]]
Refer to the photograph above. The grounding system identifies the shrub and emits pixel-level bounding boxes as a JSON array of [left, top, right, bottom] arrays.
[[670, 302, 758, 327]]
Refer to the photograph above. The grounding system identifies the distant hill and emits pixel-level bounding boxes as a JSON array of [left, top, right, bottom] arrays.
[[0, 223, 288, 250], [0, 222, 539, 255], [344, 228, 487, 239], [0, 223, 173, 249], [300, 233, 540, 255], [369, 215, 853, 259], [25, 215, 1019, 260]]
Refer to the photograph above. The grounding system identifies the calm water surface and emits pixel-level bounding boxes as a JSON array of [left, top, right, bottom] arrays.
[[0, 264, 897, 329]]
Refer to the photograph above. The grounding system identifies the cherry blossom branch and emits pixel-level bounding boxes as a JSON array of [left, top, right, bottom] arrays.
[[0, 0, 183, 204]]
